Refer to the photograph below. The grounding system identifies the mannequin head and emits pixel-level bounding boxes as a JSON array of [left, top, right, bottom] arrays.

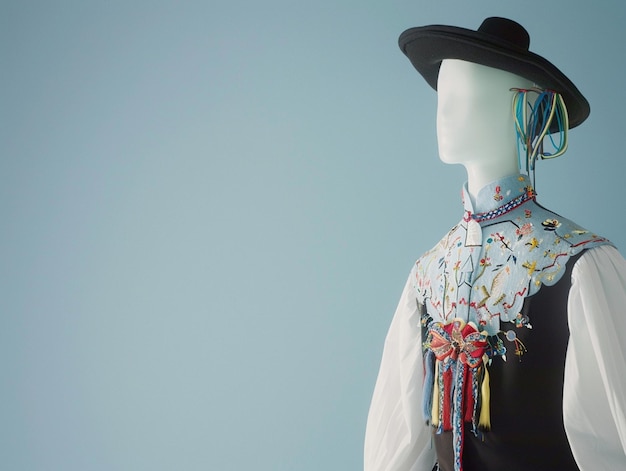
[[436, 59, 535, 198]]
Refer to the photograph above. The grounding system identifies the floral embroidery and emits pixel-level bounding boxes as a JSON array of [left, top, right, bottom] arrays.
[[525, 237, 540, 250], [494, 185, 504, 201], [542, 218, 560, 230], [514, 312, 532, 329], [516, 223, 533, 238], [522, 260, 537, 275], [413, 174, 610, 337]]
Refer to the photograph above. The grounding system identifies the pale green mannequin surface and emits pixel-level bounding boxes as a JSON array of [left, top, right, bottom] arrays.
[[437, 59, 534, 199]]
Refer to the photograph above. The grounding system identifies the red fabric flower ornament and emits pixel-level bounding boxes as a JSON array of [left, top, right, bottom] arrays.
[[429, 319, 488, 368]]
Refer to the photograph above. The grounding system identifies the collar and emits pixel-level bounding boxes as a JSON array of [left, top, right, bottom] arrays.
[[462, 173, 536, 223]]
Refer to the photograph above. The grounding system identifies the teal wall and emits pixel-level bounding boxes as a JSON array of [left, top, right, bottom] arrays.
[[2, 1, 625, 469]]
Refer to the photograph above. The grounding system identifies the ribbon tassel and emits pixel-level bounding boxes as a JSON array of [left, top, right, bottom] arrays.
[[423, 319, 490, 471], [478, 357, 491, 430], [422, 349, 435, 424], [431, 360, 440, 428]]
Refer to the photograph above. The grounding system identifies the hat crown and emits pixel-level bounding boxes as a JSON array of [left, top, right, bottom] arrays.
[[478, 17, 530, 51]]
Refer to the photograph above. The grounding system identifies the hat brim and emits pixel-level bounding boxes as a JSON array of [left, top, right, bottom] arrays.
[[399, 25, 589, 130]]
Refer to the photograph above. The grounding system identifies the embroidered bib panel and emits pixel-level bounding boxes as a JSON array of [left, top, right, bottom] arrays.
[[413, 174, 611, 338], [413, 174, 612, 471]]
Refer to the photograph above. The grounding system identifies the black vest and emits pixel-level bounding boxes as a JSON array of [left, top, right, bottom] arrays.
[[431, 254, 583, 471]]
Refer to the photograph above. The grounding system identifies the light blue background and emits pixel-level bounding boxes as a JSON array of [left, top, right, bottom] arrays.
[[3, 1, 625, 470]]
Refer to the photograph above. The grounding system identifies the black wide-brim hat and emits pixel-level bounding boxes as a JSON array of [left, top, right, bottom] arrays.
[[399, 17, 590, 129]]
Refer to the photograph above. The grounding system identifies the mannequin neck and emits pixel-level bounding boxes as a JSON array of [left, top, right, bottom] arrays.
[[464, 153, 520, 201]]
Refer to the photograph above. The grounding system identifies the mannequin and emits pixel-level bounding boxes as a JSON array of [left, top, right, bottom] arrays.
[[436, 59, 532, 200], [365, 17, 626, 471], [425, 58, 602, 471]]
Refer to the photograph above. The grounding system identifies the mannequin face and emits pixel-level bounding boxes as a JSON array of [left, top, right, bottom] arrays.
[[436, 59, 534, 166]]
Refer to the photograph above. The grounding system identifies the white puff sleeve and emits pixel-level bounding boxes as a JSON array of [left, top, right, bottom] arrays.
[[564, 245, 626, 470], [364, 269, 436, 471]]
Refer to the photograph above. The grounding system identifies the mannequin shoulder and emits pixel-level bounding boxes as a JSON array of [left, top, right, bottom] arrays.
[[522, 202, 612, 253], [414, 223, 465, 266]]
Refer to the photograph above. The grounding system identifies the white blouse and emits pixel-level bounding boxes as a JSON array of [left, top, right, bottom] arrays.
[[364, 245, 626, 470]]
